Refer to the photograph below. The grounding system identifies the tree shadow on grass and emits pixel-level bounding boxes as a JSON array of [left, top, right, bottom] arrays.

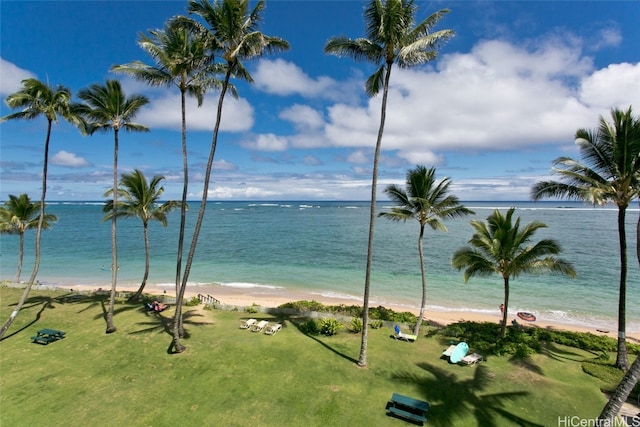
[[288, 316, 359, 364], [130, 308, 208, 338], [0, 297, 51, 341], [391, 362, 543, 426]]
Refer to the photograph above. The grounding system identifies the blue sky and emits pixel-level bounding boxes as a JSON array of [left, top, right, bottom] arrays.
[[1, 0, 639, 201]]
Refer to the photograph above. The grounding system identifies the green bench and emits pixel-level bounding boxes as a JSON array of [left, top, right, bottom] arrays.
[[386, 392, 429, 425], [31, 328, 66, 345]]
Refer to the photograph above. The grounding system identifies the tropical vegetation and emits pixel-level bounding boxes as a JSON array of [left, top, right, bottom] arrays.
[[0, 194, 57, 283], [532, 106, 640, 370], [324, 0, 454, 367], [451, 208, 577, 338], [103, 170, 183, 302], [75, 79, 150, 333], [0, 78, 85, 339], [379, 166, 473, 336]]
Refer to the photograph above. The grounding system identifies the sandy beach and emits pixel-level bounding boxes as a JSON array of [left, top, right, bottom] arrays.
[[62, 282, 640, 342]]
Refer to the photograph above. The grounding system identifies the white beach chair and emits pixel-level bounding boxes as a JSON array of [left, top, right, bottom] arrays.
[[251, 320, 268, 332], [442, 345, 456, 357], [461, 353, 483, 365], [240, 318, 257, 329], [264, 323, 282, 335]]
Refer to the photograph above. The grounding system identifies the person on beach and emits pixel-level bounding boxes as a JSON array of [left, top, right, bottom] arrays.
[[499, 304, 504, 315]]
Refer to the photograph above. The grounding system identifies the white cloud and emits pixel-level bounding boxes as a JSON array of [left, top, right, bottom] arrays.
[[253, 59, 336, 97], [0, 58, 37, 96], [279, 104, 324, 130], [136, 92, 254, 132], [579, 62, 640, 111], [51, 151, 90, 168], [241, 133, 289, 152]]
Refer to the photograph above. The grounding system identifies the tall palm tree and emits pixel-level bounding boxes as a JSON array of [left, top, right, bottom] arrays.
[[103, 170, 183, 302], [111, 16, 219, 301], [324, 0, 453, 367], [598, 355, 640, 421], [0, 194, 57, 283], [75, 80, 149, 334], [531, 106, 640, 370], [451, 208, 576, 338], [380, 166, 473, 336], [165, 0, 289, 353], [0, 78, 84, 340]]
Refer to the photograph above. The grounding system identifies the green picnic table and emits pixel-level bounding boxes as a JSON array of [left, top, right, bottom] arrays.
[[31, 328, 66, 345]]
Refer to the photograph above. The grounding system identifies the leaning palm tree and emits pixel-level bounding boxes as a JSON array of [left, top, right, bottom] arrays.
[[380, 166, 473, 336], [75, 80, 149, 334], [164, 0, 289, 353], [598, 355, 640, 421], [531, 106, 640, 370], [0, 78, 84, 340], [111, 16, 220, 301], [103, 170, 183, 302], [452, 208, 576, 338], [0, 194, 57, 283], [324, 0, 453, 367]]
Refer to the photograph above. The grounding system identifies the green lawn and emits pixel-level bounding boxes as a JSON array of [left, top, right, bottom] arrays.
[[0, 287, 609, 426]]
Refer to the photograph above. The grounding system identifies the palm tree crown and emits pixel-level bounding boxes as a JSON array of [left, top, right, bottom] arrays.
[[380, 166, 473, 336], [452, 208, 576, 337]]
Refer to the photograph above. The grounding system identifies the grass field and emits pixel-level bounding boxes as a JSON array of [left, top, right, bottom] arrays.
[[0, 287, 612, 426]]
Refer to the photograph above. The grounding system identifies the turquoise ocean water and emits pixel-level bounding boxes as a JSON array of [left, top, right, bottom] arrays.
[[1, 200, 638, 332]]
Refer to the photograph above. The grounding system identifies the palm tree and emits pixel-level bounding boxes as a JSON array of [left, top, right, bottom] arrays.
[[0, 194, 57, 283], [451, 208, 576, 338], [324, 0, 453, 367], [0, 78, 84, 340], [380, 166, 473, 336], [164, 0, 289, 353], [531, 106, 640, 370], [598, 355, 640, 421], [111, 16, 218, 301], [103, 170, 183, 302], [75, 80, 149, 334]]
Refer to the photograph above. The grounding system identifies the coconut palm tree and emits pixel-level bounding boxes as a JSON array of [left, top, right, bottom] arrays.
[[380, 166, 473, 336], [0, 194, 57, 283], [103, 170, 183, 302], [452, 208, 576, 338], [531, 106, 640, 370], [598, 355, 640, 421], [164, 0, 289, 353], [0, 78, 84, 340], [324, 0, 454, 367], [75, 80, 149, 334], [111, 16, 220, 301]]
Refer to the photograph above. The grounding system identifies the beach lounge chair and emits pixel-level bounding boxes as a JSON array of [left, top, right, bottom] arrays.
[[461, 353, 483, 365], [393, 325, 417, 342], [251, 320, 268, 332], [240, 318, 257, 329], [264, 323, 282, 335], [442, 345, 457, 357]]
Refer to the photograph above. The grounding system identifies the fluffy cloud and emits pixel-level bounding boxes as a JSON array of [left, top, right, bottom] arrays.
[[51, 151, 91, 168], [0, 58, 36, 96]]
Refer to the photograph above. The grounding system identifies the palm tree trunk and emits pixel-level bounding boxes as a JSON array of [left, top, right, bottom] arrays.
[[358, 63, 393, 367], [175, 88, 189, 298], [105, 129, 119, 334], [501, 276, 510, 338], [173, 70, 232, 353], [598, 355, 640, 421], [16, 233, 24, 282], [130, 222, 151, 302], [615, 206, 628, 369], [414, 225, 427, 336], [0, 120, 52, 339]]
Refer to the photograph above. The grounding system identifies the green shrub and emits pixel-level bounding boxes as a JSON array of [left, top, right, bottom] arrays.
[[245, 304, 260, 314], [185, 296, 201, 307], [299, 319, 320, 334], [369, 319, 384, 329], [350, 317, 363, 333], [319, 318, 343, 336]]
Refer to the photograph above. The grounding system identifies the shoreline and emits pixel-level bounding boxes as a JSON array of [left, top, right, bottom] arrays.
[[57, 282, 640, 342]]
